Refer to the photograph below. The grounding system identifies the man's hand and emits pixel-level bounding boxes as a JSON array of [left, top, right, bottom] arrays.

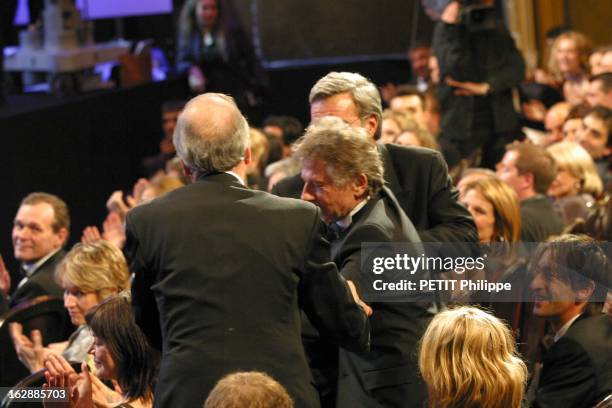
[[10, 323, 47, 372], [446, 77, 490, 96], [0, 254, 11, 295], [347, 280, 373, 317], [102, 212, 126, 249], [441, 1, 461, 24]]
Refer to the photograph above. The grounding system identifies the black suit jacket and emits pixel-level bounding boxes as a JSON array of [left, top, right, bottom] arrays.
[[520, 195, 564, 243], [125, 173, 369, 408], [534, 314, 612, 408], [333, 188, 432, 407], [272, 144, 477, 244], [9, 250, 65, 307]]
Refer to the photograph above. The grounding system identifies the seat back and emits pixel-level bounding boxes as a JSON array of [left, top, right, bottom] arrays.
[[0, 362, 81, 408], [0, 296, 73, 389]]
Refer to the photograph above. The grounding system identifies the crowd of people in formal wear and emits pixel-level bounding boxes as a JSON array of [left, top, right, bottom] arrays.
[[1, 0, 611, 407]]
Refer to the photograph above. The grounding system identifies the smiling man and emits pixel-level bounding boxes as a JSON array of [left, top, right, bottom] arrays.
[[9, 193, 69, 307], [295, 116, 432, 408], [528, 235, 611, 408]]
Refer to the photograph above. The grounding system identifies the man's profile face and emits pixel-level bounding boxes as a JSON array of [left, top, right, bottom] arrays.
[[496, 150, 523, 195], [586, 80, 612, 109], [162, 110, 181, 139], [12, 203, 65, 263], [578, 114, 609, 159], [529, 250, 578, 320], [389, 95, 425, 124], [301, 158, 360, 224], [408, 47, 431, 79]]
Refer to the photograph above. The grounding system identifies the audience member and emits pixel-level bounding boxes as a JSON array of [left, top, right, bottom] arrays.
[[433, 0, 525, 168], [542, 102, 571, 146], [577, 106, 612, 187], [562, 103, 591, 142], [496, 141, 564, 242], [295, 116, 432, 407], [125, 93, 370, 408], [141, 99, 186, 177], [456, 167, 497, 199], [589, 46, 609, 76], [246, 128, 270, 190], [262, 115, 304, 158], [419, 306, 527, 408], [407, 43, 432, 92], [546, 141, 603, 225], [8, 193, 69, 307], [380, 109, 414, 144], [389, 85, 426, 125], [395, 124, 439, 151], [176, 0, 268, 110], [44, 294, 158, 408], [547, 31, 592, 105], [10, 241, 130, 373], [592, 46, 612, 75], [527, 235, 611, 408], [205, 372, 294, 408], [271, 71, 477, 245], [586, 72, 612, 109]]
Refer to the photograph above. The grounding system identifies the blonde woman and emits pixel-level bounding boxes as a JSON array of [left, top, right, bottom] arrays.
[[547, 31, 593, 105], [10, 241, 130, 373], [547, 141, 603, 225], [419, 306, 527, 408], [380, 109, 415, 144]]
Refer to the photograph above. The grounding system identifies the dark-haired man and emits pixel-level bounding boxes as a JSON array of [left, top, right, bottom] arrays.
[[528, 235, 612, 408]]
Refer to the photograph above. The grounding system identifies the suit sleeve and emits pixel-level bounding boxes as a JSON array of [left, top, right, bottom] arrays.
[[125, 213, 163, 352], [298, 210, 370, 353], [419, 151, 478, 245], [533, 338, 597, 408]]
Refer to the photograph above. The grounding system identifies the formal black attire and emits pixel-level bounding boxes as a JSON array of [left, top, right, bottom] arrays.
[[533, 314, 612, 408], [433, 19, 525, 167], [333, 188, 432, 407], [520, 195, 564, 243], [272, 144, 477, 245], [9, 250, 65, 307], [125, 172, 370, 408]]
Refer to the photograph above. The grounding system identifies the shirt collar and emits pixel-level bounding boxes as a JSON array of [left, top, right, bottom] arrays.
[[554, 313, 581, 342], [22, 248, 61, 278], [225, 171, 245, 186], [335, 198, 369, 230]]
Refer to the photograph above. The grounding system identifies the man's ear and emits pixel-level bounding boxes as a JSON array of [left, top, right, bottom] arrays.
[[575, 281, 595, 303], [365, 115, 379, 141], [56, 227, 69, 247], [352, 174, 369, 198], [181, 161, 193, 177], [521, 172, 535, 191], [243, 146, 252, 166]]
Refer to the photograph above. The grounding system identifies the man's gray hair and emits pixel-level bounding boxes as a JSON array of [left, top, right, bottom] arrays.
[[173, 93, 250, 174], [309, 72, 383, 140], [294, 116, 384, 196]]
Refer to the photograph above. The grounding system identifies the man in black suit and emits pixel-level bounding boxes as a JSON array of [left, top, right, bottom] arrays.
[[272, 71, 477, 245], [294, 116, 432, 408], [125, 93, 371, 408], [7, 192, 69, 307], [527, 235, 612, 408]]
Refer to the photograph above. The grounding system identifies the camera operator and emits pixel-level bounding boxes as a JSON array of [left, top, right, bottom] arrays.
[[432, 0, 525, 168]]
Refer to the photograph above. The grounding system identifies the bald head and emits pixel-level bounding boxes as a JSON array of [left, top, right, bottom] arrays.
[[173, 93, 250, 175]]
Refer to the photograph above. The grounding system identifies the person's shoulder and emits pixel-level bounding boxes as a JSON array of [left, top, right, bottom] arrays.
[[565, 314, 612, 343]]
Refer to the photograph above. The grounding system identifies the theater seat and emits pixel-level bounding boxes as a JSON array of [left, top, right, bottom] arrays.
[[0, 362, 81, 408], [0, 296, 73, 391]]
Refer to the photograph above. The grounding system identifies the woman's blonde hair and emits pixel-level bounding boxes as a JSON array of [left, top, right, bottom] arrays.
[[547, 31, 592, 79], [419, 306, 527, 408], [547, 141, 603, 197], [463, 177, 522, 243], [55, 241, 130, 299]]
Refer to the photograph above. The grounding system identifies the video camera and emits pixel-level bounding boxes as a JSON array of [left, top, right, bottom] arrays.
[[459, 0, 497, 31]]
